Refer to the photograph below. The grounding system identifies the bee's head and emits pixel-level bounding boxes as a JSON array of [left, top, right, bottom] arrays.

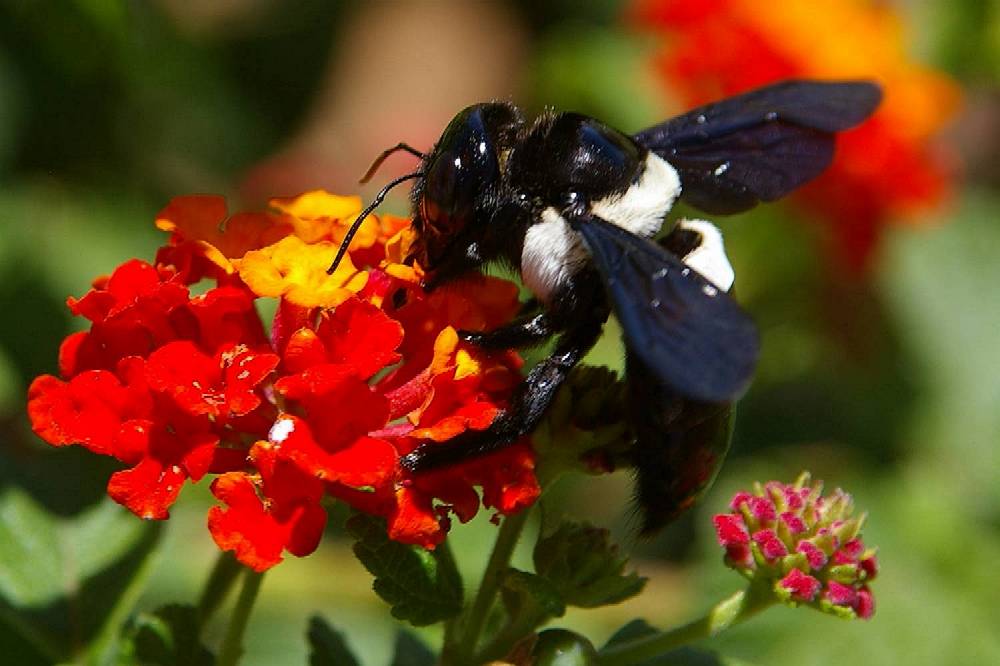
[[411, 103, 522, 277], [326, 103, 522, 283]]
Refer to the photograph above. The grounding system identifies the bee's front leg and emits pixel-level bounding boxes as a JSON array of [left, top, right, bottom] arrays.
[[458, 312, 557, 350]]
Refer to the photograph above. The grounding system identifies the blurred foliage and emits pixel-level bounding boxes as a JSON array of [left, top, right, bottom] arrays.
[[0, 489, 161, 663], [119, 604, 215, 665], [0, 1, 998, 665], [0, 1, 337, 198]]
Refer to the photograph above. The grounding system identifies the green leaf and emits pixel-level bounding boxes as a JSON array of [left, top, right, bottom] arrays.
[[533, 520, 646, 608], [307, 615, 361, 666], [602, 621, 754, 666], [345, 514, 463, 627], [500, 568, 566, 623], [389, 629, 436, 666], [0, 488, 162, 663], [118, 604, 213, 666], [603, 619, 658, 646]]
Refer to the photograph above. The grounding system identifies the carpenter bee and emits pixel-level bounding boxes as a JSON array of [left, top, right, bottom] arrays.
[[328, 80, 882, 532]]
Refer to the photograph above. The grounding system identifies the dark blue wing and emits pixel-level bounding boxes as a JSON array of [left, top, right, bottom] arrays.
[[634, 80, 882, 214], [572, 214, 759, 403]]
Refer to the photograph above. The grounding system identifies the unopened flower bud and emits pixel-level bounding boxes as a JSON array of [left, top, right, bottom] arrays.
[[713, 472, 877, 619]]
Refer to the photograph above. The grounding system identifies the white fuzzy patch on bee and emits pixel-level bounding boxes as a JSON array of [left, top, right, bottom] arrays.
[[676, 219, 735, 293], [590, 153, 681, 238], [521, 207, 589, 302]]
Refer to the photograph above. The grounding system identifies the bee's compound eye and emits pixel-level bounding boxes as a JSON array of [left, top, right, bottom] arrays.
[[421, 104, 511, 239]]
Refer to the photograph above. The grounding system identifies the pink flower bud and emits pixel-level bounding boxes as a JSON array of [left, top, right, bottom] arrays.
[[856, 587, 876, 619], [796, 540, 827, 570], [753, 528, 788, 561], [860, 554, 878, 580], [779, 569, 821, 602], [714, 514, 749, 546], [825, 580, 857, 606], [780, 511, 807, 535], [713, 471, 878, 620], [748, 496, 777, 524]]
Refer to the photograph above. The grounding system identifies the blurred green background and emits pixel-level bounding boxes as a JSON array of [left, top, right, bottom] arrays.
[[1, 1, 998, 664]]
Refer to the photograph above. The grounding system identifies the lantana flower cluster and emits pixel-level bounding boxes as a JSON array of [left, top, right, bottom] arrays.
[[713, 472, 877, 619], [631, 0, 962, 270], [27, 191, 540, 571]]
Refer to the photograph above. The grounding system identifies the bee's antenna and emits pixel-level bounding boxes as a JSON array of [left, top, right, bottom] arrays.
[[360, 143, 426, 184], [327, 170, 424, 275]]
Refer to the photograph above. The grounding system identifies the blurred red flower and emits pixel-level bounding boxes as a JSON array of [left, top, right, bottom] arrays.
[[631, 0, 963, 271], [28, 191, 538, 570]]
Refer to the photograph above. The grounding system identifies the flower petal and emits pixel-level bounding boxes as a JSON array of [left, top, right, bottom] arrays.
[[108, 457, 187, 520], [237, 236, 368, 307]]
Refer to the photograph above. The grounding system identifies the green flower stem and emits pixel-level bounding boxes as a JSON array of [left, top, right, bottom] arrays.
[[476, 607, 547, 664], [196, 551, 242, 627], [449, 508, 531, 663], [440, 539, 462, 647], [216, 568, 265, 666], [596, 582, 775, 666]]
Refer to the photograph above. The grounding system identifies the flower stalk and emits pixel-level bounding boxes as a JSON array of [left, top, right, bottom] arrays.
[[597, 581, 775, 666], [217, 568, 265, 666], [446, 508, 532, 665], [196, 552, 243, 629]]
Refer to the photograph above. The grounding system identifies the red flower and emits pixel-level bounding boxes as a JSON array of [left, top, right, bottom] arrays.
[[186, 286, 269, 355], [208, 441, 327, 572], [145, 341, 278, 421], [61, 260, 189, 375], [27, 368, 148, 457], [28, 191, 539, 569], [271, 290, 533, 549]]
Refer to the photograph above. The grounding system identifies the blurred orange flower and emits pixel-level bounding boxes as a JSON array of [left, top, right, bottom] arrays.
[[632, 0, 962, 270]]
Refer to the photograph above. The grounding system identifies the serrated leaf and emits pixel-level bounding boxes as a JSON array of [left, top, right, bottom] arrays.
[[602, 621, 754, 666], [534, 520, 646, 608], [0, 488, 162, 663], [501, 568, 566, 622], [118, 604, 213, 666], [308, 615, 361, 666], [389, 629, 436, 666], [345, 514, 462, 627]]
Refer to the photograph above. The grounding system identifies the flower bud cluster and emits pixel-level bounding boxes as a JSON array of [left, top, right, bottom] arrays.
[[713, 472, 877, 619]]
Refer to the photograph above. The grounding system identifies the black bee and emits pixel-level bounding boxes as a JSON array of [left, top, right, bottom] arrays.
[[328, 80, 881, 532]]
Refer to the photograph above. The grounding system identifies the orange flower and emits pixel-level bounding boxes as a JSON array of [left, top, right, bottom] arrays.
[[154, 190, 410, 286], [29, 189, 538, 569], [236, 235, 368, 308], [269, 191, 367, 244], [631, 0, 962, 270], [155, 195, 293, 282]]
